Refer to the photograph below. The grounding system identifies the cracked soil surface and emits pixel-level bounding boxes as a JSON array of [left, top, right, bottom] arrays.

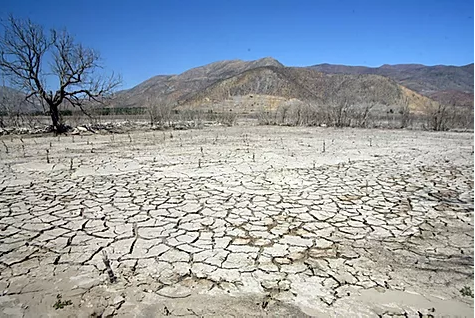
[[0, 125, 473, 317]]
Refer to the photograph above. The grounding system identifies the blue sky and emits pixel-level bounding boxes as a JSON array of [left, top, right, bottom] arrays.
[[1, 0, 474, 89]]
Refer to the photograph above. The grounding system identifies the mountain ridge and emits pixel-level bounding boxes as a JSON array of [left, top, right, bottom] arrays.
[[3, 58, 473, 113], [309, 62, 474, 105], [115, 57, 473, 114], [179, 65, 434, 114], [116, 57, 472, 110], [116, 57, 285, 107]]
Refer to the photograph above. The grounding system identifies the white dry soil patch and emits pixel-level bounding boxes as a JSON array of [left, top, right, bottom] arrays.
[[0, 125, 473, 317]]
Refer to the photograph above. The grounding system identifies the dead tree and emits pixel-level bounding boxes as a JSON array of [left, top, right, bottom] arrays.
[[332, 96, 352, 127], [0, 15, 121, 133], [429, 103, 450, 131], [399, 96, 411, 128], [355, 101, 376, 128], [146, 96, 174, 128]]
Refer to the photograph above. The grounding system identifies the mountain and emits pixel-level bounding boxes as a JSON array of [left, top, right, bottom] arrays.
[[0, 86, 27, 112], [309, 63, 474, 106], [117, 57, 439, 114], [0, 86, 21, 99], [179, 66, 433, 113], [117, 57, 284, 107], [0, 86, 44, 113], [426, 90, 473, 107]]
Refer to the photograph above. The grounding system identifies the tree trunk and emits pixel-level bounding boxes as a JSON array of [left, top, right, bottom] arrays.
[[49, 103, 67, 134]]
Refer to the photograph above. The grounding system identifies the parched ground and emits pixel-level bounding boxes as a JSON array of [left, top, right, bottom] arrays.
[[0, 125, 473, 317]]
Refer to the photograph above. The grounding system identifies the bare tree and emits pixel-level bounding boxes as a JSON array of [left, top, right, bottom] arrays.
[[426, 102, 451, 131], [398, 96, 411, 128], [330, 96, 352, 127], [351, 101, 376, 128], [276, 104, 288, 124], [146, 96, 174, 128], [0, 15, 121, 133]]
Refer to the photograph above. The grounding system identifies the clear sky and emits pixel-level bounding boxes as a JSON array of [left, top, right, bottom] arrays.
[[1, 0, 474, 89]]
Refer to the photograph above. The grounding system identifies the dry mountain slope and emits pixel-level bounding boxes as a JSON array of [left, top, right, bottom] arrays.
[[181, 65, 434, 113], [118, 57, 463, 114], [0, 86, 42, 113], [117, 57, 284, 107], [309, 63, 474, 106]]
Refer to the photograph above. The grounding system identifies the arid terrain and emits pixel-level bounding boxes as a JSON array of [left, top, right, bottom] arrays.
[[3, 58, 473, 133], [0, 124, 473, 317], [116, 58, 473, 110]]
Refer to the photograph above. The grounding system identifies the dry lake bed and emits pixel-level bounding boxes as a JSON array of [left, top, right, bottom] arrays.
[[0, 125, 473, 317]]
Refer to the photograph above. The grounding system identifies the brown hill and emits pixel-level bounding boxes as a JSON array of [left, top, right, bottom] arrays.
[[426, 90, 474, 107], [116, 58, 471, 116], [117, 57, 284, 107], [179, 66, 433, 113], [309, 63, 474, 106], [0, 86, 41, 113]]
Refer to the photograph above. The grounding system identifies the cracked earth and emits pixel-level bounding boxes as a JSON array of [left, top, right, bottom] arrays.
[[0, 125, 473, 317]]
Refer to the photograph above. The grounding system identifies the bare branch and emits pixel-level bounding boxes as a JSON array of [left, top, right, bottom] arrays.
[[0, 15, 121, 133]]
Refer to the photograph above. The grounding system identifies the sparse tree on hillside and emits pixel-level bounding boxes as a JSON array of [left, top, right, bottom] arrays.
[[0, 15, 121, 133]]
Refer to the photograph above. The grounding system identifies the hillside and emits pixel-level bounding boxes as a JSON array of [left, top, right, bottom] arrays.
[[116, 57, 284, 107], [426, 90, 474, 107], [117, 58, 472, 113], [0, 86, 42, 113], [117, 58, 444, 114], [309, 63, 474, 106], [179, 66, 433, 113]]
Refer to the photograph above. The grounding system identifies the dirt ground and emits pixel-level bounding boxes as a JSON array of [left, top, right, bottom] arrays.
[[0, 125, 473, 317]]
